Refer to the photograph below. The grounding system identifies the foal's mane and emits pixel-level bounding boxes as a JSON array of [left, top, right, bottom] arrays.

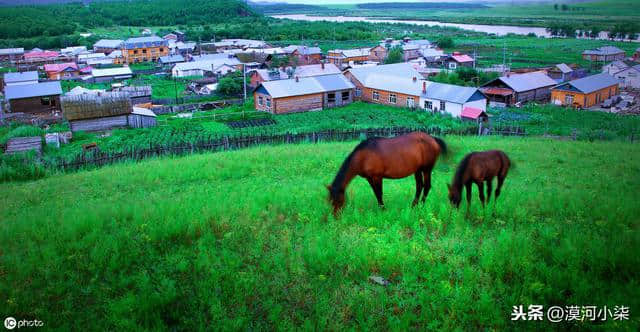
[[329, 138, 380, 199], [453, 152, 475, 190]]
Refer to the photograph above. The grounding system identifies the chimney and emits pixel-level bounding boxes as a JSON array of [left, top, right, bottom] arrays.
[[413, 76, 417, 82], [422, 81, 427, 93], [321, 62, 325, 70], [295, 76, 299, 82]]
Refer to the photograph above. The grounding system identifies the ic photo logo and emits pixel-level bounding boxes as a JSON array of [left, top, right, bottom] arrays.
[[4, 317, 43, 330]]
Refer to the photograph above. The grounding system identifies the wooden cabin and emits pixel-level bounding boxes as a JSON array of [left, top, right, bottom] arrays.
[[44, 63, 80, 80], [4, 81, 62, 114], [62, 93, 157, 131], [481, 71, 557, 107], [254, 74, 355, 114], [551, 73, 619, 109]]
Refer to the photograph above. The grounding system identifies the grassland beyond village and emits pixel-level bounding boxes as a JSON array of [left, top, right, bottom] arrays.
[[0, 137, 639, 330]]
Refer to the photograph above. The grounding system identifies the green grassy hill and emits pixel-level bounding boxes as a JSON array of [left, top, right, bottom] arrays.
[[1, 137, 639, 330]]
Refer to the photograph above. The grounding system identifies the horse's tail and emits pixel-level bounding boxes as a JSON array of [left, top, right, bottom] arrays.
[[432, 136, 447, 156]]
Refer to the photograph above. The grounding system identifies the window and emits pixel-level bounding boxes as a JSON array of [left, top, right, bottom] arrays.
[[407, 97, 415, 108], [372, 91, 380, 101], [159, 48, 164, 52], [355, 88, 362, 97], [142, 49, 147, 54], [449, 62, 457, 70], [41, 97, 51, 106], [266, 98, 271, 108], [133, 50, 138, 54], [424, 100, 433, 110], [389, 93, 397, 104], [440, 101, 446, 111], [328, 93, 336, 103], [565, 94, 574, 105], [342, 91, 350, 102], [258, 96, 264, 106]]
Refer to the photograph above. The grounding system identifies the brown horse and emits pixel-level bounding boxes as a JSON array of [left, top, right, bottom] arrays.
[[327, 132, 447, 215], [447, 150, 511, 210]]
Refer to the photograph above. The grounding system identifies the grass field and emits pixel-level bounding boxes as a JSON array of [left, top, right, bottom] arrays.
[[1, 137, 639, 330]]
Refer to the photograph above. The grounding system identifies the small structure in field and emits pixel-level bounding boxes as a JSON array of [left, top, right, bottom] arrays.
[[62, 93, 155, 131], [115, 85, 153, 104], [582, 46, 625, 62], [481, 71, 557, 107], [4, 81, 62, 114], [551, 73, 619, 109], [89, 66, 133, 83], [254, 74, 355, 114], [4, 136, 42, 155]]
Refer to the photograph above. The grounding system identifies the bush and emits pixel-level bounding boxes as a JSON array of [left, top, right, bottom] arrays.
[[436, 36, 454, 49], [0, 125, 44, 145], [0, 151, 47, 182]]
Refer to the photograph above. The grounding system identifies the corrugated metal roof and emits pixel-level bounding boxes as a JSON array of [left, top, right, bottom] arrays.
[[461, 107, 485, 119], [123, 36, 167, 49], [451, 54, 474, 63], [347, 63, 424, 96], [260, 74, 354, 99], [0, 48, 24, 55], [582, 46, 625, 56], [173, 58, 240, 72], [191, 53, 237, 62], [159, 54, 185, 63], [284, 45, 322, 55], [91, 67, 133, 77], [93, 39, 123, 49], [24, 51, 59, 59], [490, 71, 557, 92], [44, 62, 78, 73], [4, 71, 38, 83], [424, 82, 480, 104], [294, 63, 341, 77], [555, 63, 573, 74], [554, 73, 619, 94], [132, 107, 157, 117], [5, 81, 62, 100]]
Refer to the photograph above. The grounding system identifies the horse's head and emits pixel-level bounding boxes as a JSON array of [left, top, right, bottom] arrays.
[[447, 184, 461, 208], [326, 184, 345, 216]]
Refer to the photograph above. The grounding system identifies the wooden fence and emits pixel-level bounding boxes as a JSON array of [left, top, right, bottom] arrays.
[[49, 126, 524, 172]]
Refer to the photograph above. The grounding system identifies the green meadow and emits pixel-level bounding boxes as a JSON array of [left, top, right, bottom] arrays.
[[1, 137, 639, 330]]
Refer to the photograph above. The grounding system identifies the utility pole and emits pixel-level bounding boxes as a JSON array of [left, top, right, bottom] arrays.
[[243, 63, 247, 101], [502, 41, 506, 70]]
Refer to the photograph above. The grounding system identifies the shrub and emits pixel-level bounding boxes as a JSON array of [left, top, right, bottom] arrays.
[[0, 151, 47, 182]]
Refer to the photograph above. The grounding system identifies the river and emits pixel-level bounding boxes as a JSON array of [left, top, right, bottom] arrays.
[[272, 14, 638, 42]]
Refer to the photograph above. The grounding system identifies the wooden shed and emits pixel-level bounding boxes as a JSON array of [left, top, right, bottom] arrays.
[[62, 93, 133, 131], [481, 71, 557, 107]]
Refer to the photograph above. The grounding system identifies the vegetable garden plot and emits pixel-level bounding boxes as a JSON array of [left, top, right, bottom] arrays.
[[226, 118, 277, 129]]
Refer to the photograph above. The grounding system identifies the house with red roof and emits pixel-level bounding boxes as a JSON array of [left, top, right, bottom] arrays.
[[446, 52, 475, 70], [44, 62, 80, 80], [24, 50, 60, 64]]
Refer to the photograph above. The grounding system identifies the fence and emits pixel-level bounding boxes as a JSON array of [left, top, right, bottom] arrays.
[[49, 126, 524, 172], [151, 98, 244, 114]]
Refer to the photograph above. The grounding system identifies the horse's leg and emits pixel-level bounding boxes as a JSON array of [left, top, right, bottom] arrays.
[[412, 172, 423, 207], [366, 177, 384, 207], [421, 167, 433, 203], [495, 176, 505, 202], [476, 181, 485, 208], [465, 182, 472, 214], [486, 178, 493, 204]]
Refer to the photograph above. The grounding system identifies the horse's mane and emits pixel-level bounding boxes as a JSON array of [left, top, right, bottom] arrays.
[[329, 138, 380, 199], [453, 152, 475, 190]]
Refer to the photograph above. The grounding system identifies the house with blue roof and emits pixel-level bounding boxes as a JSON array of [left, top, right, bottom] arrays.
[[551, 73, 619, 108]]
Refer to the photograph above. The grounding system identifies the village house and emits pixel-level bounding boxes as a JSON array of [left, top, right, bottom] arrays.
[[0, 48, 24, 62], [89, 66, 133, 83], [212, 39, 269, 51], [547, 63, 574, 82], [369, 45, 387, 63], [44, 62, 80, 80], [249, 63, 341, 88], [254, 74, 355, 114], [159, 54, 185, 68], [62, 93, 156, 131], [481, 71, 557, 107], [235, 52, 272, 68], [284, 46, 323, 66], [344, 63, 487, 117], [551, 73, 619, 108], [60, 46, 87, 57], [171, 57, 241, 78], [2, 71, 38, 91], [23, 50, 60, 64], [402, 44, 422, 61], [634, 47, 640, 62], [610, 64, 640, 89], [4, 81, 62, 114], [121, 36, 169, 63], [602, 60, 636, 75], [327, 48, 372, 67], [582, 46, 625, 62], [445, 52, 475, 70], [108, 51, 125, 65], [93, 39, 123, 54]]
